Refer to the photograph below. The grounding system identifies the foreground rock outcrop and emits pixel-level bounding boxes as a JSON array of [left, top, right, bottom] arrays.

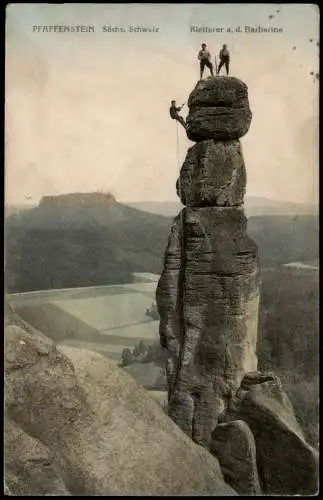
[[157, 76, 259, 447], [4, 318, 236, 496], [210, 420, 261, 496], [5, 418, 70, 496], [222, 373, 319, 495]]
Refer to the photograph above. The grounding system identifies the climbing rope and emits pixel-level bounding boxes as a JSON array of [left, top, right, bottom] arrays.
[[174, 120, 186, 396], [176, 121, 184, 258], [176, 121, 180, 170]]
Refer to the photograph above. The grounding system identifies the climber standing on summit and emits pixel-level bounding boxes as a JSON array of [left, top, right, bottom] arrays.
[[198, 43, 214, 79], [217, 44, 230, 75], [169, 100, 187, 130]]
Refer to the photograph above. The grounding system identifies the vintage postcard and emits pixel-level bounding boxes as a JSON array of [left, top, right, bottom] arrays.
[[4, 3, 319, 496]]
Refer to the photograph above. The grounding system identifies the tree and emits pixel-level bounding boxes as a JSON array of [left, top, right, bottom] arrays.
[[145, 302, 160, 320], [133, 340, 147, 359], [121, 348, 134, 367], [145, 341, 167, 366]]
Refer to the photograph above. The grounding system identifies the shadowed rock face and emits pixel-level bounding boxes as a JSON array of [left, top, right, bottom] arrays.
[[156, 214, 183, 399], [186, 77, 252, 141], [210, 420, 261, 496], [187, 77, 250, 109], [157, 206, 260, 446], [157, 77, 259, 447], [221, 374, 319, 495], [176, 140, 246, 207]]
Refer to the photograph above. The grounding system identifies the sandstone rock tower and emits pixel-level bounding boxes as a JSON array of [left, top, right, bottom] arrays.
[[156, 76, 260, 447]]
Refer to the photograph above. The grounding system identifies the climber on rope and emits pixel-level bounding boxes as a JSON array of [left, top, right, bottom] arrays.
[[169, 100, 187, 130], [198, 43, 214, 79], [217, 44, 230, 75]]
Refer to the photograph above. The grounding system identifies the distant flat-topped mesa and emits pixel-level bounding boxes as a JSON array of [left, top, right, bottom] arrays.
[[186, 77, 252, 141], [40, 192, 117, 208]]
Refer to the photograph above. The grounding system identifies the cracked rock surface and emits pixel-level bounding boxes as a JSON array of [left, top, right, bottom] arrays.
[[157, 77, 259, 447], [220, 373, 319, 495], [157, 76, 318, 496], [186, 77, 252, 141]]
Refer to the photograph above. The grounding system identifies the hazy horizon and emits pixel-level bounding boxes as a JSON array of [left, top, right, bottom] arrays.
[[5, 3, 319, 205], [5, 193, 319, 209]]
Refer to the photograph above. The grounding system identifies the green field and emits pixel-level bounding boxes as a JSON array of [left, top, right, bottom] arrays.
[[60, 340, 131, 354], [8, 276, 160, 363], [122, 281, 157, 298], [54, 293, 154, 331]]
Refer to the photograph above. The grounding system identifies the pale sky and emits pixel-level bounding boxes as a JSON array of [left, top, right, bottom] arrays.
[[5, 3, 319, 204]]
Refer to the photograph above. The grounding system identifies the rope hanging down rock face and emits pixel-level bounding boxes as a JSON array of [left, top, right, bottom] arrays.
[[176, 121, 182, 234], [176, 120, 185, 267], [174, 120, 186, 399]]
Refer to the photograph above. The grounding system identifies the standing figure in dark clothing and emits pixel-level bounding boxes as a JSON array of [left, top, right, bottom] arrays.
[[169, 100, 187, 130], [198, 43, 214, 79], [217, 44, 230, 75]]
